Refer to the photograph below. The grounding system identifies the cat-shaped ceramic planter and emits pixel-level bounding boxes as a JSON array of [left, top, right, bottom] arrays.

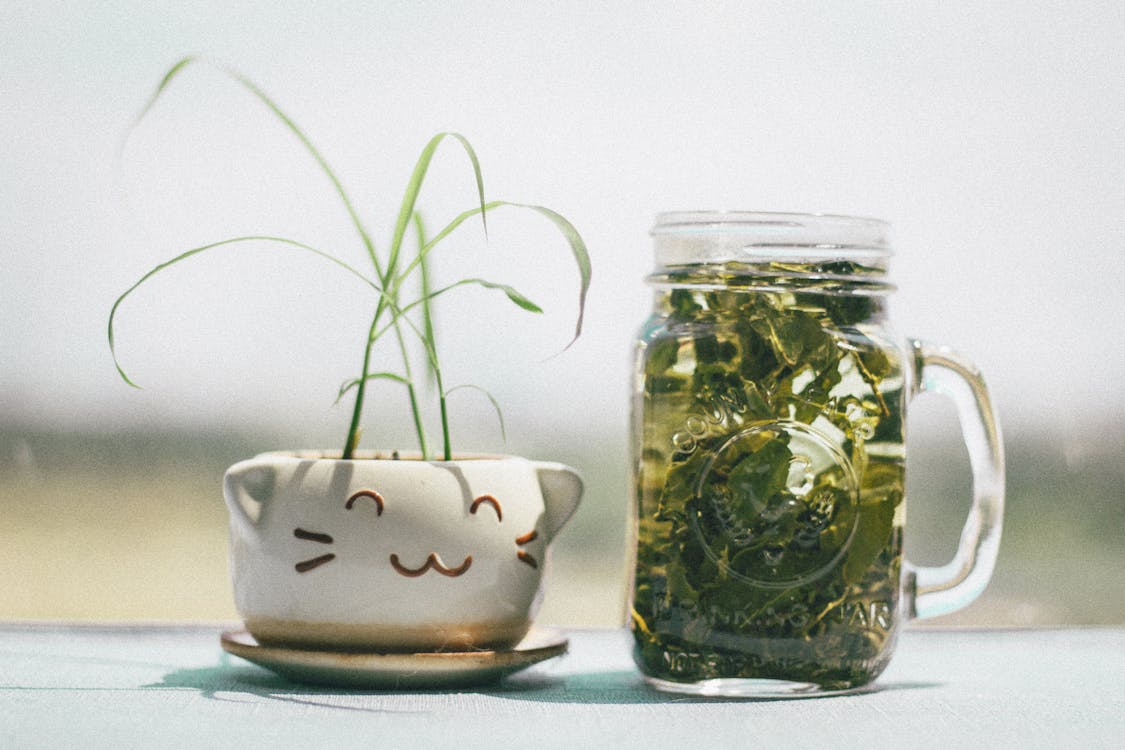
[[223, 452, 583, 653]]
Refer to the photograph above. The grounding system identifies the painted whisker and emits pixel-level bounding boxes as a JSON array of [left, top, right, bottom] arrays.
[[295, 554, 336, 573], [516, 529, 539, 568], [294, 528, 333, 544]]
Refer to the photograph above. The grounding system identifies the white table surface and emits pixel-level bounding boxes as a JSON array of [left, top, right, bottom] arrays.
[[1, 623, 1122, 749]]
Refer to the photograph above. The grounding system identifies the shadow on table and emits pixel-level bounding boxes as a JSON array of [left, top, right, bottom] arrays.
[[146, 661, 424, 714], [148, 659, 940, 708], [494, 671, 940, 703]]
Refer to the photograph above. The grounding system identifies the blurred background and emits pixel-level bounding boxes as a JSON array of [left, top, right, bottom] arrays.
[[2, 1, 1122, 627]]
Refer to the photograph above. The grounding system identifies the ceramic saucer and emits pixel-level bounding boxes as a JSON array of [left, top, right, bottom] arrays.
[[220, 626, 568, 689]]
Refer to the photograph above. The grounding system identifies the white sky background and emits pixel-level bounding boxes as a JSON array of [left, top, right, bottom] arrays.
[[2, 1, 1124, 453]]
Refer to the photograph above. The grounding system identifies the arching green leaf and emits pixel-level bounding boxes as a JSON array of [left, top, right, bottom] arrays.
[[108, 235, 378, 387], [444, 384, 507, 442], [335, 372, 412, 405]]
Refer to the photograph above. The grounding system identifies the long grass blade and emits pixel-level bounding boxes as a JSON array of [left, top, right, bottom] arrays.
[[398, 201, 589, 345], [389, 318, 429, 459], [396, 201, 504, 284], [452, 278, 541, 312], [394, 313, 450, 459], [386, 133, 488, 280], [122, 62, 590, 463], [127, 58, 393, 461], [130, 56, 197, 131], [108, 235, 378, 388], [363, 274, 542, 459], [117, 55, 198, 160], [335, 372, 412, 404], [413, 212, 437, 386], [226, 71, 380, 272], [444, 384, 507, 442], [509, 203, 590, 347], [126, 57, 381, 275], [350, 131, 488, 458], [368, 278, 542, 344]]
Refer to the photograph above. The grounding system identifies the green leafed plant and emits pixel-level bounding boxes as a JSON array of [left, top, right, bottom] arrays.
[[109, 57, 590, 460]]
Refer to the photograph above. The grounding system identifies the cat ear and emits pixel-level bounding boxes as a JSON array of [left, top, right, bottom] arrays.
[[534, 463, 583, 540], [224, 459, 277, 528]]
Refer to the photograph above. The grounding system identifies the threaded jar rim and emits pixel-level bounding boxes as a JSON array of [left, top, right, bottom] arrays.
[[652, 211, 891, 266], [650, 211, 894, 295]]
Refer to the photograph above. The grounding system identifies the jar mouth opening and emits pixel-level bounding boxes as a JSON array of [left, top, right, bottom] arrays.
[[651, 211, 892, 266], [653, 210, 889, 227]]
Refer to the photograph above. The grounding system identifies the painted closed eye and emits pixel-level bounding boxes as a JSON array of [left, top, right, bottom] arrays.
[[346, 489, 385, 515], [469, 494, 503, 521]]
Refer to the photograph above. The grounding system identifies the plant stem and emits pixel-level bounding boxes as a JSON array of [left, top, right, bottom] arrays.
[[343, 300, 386, 459], [391, 323, 428, 459], [344, 260, 434, 459], [414, 213, 437, 387], [439, 391, 451, 461], [397, 314, 450, 461], [430, 342, 451, 461]]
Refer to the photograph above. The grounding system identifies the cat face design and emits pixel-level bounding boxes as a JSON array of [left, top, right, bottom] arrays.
[[225, 455, 582, 651], [291, 489, 540, 578]]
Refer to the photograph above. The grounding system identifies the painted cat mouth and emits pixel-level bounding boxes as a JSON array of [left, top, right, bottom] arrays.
[[389, 552, 473, 578]]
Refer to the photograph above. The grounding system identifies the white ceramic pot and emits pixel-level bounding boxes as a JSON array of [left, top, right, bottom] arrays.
[[223, 451, 583, 652]]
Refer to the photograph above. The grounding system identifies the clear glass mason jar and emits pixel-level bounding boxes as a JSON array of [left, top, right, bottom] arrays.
[[629, 212, 1004, 697]]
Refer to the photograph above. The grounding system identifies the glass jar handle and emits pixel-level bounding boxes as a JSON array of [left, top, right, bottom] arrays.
[[905, 339, 1005, 620]]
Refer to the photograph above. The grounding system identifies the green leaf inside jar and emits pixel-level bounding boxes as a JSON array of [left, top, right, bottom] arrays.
[[632, 262, 906, 689]]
